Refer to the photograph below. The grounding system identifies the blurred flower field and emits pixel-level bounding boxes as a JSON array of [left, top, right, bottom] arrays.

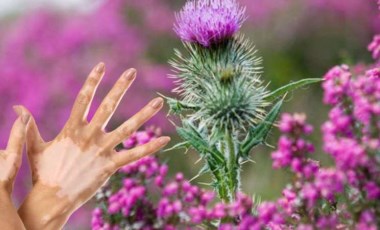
[[0, 0, 379, 229]]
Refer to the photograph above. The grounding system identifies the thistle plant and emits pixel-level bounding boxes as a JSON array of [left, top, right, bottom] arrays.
[[165, 0, 320, 203]]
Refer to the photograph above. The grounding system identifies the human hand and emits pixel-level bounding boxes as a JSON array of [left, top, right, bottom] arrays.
[[0, 107, 29, 230], [18, 63, 170, 229], [0, 107, 30, 194]]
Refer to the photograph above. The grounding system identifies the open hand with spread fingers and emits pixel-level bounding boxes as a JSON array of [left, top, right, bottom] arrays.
[[18, 63, 170, 230]]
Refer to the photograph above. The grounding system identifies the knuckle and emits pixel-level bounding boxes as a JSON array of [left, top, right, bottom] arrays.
[[118, 125, 133, 138], [100, 103, 115, 114], [76, 93, 91, 105], [139, 145, 150, 154], [104, 161, 116, 174], [87, 76, 99, 86]]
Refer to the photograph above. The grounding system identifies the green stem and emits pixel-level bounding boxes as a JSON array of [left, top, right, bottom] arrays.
[[211, 130, 240, 204], [206, 159, 229, 202], [225, 129, 239, 202], [212, 142, 227, 203]]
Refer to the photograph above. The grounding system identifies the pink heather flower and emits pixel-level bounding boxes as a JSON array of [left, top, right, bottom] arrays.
[[272, 114, 316, 178], [201, 191, 215, 205], [163, 181, 179, 196], [300, 183, 319, 207], [351, 70, 380, 125], [123, 127, 160, 149], [297, 224, 313, 230], [316, 214, 338, 229], [271, 136, 292, 168], [212, 203, 226, 218], [328, 107, 353, 134], [368, 35, 380, 60], [219, 224, 234, 230], [174, 0, 246, 47], [279, 113, 313, 135], [327, 138, 368, 170], [364, 182, 380, 200], [356, 210, 377, 230], [314, 169, 345, 200], [282, 188, 296, 201], [301, 160, 319, 179], [258, 202, 278, 224], [322, 65, 351, 105]]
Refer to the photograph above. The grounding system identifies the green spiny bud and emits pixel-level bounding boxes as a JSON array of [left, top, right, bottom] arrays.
[[170, 35, 269, 136]]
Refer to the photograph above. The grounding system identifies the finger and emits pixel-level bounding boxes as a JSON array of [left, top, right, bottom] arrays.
[[103, 97, 164, 149], [69, 62, 105, 125], [90, 68, 136, 130], [112, 136, 170, 168], [15, 106, 45, 153], [5, 106, 30, 155]]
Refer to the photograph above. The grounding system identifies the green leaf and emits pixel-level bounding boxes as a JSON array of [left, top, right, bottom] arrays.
[[240, 98, 284, 157], [189, 163, 210, 182], [264, 78, 322, 101], [176, 120, 226, 165], [163, 141, 190, 152], [158, 93, 200, 114]]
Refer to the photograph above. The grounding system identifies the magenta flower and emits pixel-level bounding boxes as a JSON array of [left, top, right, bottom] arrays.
[[368, 35, 380, 60], [322, 65, 351, 105], [174, 0, 246, 47]]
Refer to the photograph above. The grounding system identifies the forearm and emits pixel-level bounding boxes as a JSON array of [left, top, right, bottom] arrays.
[[0, 189, 26, 230], [18, 183, 76, 230]]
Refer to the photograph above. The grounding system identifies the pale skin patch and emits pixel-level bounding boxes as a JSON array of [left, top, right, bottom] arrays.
[[18, 63, 171, 230], [35, 138, 116, 201], [0, 152, 19, 181]]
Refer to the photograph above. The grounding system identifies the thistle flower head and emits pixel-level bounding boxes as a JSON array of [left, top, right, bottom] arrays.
[[174, 0, 246, 47], [170, 36, 266, 134]]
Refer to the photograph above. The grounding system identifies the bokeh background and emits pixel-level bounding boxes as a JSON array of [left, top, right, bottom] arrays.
[[0, 0, 378, 229]]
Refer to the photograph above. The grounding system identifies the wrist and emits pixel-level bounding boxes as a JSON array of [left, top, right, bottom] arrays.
[[18, 182, 77, 230]]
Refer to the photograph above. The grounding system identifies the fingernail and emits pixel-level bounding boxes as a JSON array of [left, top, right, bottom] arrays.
[[95, 62, 105, 73], [158, 136, 171, 145], [13, 105, 22, 116], [21, 114, 31, 125], [150, 98, 164, 109], [124, 68, 136, 81]]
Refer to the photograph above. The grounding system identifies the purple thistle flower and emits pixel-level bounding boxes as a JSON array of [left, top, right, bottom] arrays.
[[174, 0, 246, 47]]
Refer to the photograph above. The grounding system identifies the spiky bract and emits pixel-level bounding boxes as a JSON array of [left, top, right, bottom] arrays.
[[170, 35, 269, 137]]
